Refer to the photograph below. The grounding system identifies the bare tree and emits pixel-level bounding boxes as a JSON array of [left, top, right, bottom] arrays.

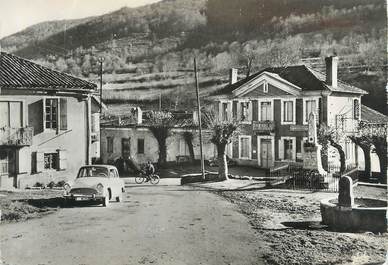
[[203, 111, 239, 180], [357, 122, 387, 184], [318, 123, 346, 173], [147, 111, 176, 165], [348, 134, 372, 180]]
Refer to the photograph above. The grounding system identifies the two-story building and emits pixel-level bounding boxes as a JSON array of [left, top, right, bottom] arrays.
[[210, 56, 367, 169], [0, 52, 101, 189], [100, 108, 215, 167]]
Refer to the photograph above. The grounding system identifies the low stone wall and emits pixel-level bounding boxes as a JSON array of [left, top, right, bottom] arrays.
[[180, 173, 219, 185], [320, 197, 387, 233]]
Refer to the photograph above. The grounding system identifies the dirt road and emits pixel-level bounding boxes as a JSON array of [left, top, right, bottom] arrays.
[[0, 181, 264, 265]]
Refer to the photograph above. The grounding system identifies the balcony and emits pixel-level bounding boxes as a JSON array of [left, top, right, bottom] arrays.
[[0, 127, 34, 146], [252, 121, 275, 133], [335, 117, 359, 134]]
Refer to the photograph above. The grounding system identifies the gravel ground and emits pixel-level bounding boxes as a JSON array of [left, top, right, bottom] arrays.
[[214, 185, 387, 265]]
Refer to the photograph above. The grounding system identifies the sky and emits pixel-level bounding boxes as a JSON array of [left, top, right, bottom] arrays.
[[0, 0, 161, 38]]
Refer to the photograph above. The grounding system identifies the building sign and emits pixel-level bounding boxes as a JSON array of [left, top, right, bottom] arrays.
[[290, 125, 308, 132], [252, 121, 275, 132]]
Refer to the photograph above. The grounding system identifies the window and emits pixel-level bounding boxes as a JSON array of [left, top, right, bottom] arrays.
[[353, 99, 360, 120], [0, 101, 23, 128], [222, 102, 228, 121], [263, 82, 268, 93], [137, 139, 145, 154], [44, 153, 58, 170], [305, 100, 317, 122], [239, 136, 251, 159], [284, 139, 294, 160], [260, 102, 272, 121], [107, 137, 114, 153], [45, 98, 58, 129], [240, 102, 250, 121], [283, 101, 294, 123]]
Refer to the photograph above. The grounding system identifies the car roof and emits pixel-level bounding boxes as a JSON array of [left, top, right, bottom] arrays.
[[80, 165, 117, 169]]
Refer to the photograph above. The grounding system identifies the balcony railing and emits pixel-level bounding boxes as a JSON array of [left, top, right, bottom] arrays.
[[252, 121, 275, 133], [0, 127, 34, 146], [335, 116, 359, 134]]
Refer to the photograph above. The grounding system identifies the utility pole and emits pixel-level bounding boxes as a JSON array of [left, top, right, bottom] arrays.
[[98, 57, 104, 114], [194, 58, 205, 180]]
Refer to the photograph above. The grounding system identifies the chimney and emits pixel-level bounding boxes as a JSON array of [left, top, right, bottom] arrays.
[[325, 56, 338, 88], [229, 68, 238, 85]]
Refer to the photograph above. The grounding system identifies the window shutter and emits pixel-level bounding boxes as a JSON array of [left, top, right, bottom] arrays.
[[58, 149, 67, 170], [41, 99, 46, 132], [60, 98, 68, 130], [248, 102, 253, 121], [292, 139, 296, 161], [278, 140, 284, 160], [36, 152, 44, 173], [232, 101, 237, 120], [252, 100, 258, 121]]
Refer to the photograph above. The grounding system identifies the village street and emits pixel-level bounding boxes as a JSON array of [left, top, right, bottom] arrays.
[[0, 180, 264, 265]]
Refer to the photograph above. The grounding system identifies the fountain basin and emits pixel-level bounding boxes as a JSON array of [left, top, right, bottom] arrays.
[[320, 197, 387, 233]]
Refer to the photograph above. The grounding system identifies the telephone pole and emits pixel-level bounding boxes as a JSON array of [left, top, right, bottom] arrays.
[[194, 58, 205, 180], [98, 57, 104, 114]]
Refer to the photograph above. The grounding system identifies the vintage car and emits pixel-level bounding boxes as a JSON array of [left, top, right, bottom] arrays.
[[64, 165, 125, 207]]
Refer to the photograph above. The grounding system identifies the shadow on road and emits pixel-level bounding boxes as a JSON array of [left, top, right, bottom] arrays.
[[22, 197, 106, 208], [281, 221, 329, 231]]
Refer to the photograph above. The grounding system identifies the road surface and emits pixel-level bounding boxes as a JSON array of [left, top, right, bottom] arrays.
[[1, 180, 264, 265]]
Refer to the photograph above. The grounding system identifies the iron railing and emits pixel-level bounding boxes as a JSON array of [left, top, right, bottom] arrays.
[[0, 127, 33, 146]]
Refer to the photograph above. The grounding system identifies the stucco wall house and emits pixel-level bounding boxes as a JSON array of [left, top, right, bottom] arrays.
[[100, 110, 215, 166], [0, 52, 101, 189], [209, 56, 368, 169]]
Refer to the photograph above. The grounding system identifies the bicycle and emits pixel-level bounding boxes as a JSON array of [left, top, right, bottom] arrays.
[[135, 172, 160, 185]]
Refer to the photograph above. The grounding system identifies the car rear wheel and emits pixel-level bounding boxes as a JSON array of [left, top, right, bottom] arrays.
[[116, 192, 123, 202]]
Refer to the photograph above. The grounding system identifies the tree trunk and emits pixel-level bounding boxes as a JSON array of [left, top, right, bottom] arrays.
[[360, 145, 371, 181], [217, 143, 228, 181], [320, 144, 328, 171], [375, 148, 387, 184], [330, 141, 346, 174], [158, 140, 167, 165], [183, 132, 195, 162]]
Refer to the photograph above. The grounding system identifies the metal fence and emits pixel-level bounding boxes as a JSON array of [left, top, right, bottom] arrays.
[[266, 163, 359, 192]]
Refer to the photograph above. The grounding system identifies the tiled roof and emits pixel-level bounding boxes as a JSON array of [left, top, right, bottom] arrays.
[[213, 65, 367, 96], [0, 52, 96, 91], [361, 104, 388, 124]]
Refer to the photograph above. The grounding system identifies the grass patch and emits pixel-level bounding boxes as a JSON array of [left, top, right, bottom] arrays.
[[0, 190, 64, 223]]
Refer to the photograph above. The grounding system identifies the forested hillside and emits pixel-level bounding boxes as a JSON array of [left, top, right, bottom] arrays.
[[1, 0, 385, 114]]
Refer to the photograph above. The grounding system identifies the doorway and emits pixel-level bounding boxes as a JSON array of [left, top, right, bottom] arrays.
[[121, 138, 131, 159], [0, 148, 17, 188], [258, 136, 274, 168]]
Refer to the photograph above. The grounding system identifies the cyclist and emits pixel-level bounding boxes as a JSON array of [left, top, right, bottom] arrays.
[[144, 161, 155, 182]]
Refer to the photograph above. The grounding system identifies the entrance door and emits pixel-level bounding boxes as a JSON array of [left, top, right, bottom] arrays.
[[122, 138, 131, 159], [260, 139, 273, 168], [0, 149, 16, 188]]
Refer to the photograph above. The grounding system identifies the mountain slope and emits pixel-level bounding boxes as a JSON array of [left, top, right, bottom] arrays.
[[0, 0, 385, 114]]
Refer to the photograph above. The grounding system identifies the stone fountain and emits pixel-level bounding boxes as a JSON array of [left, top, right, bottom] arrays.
[[320, 176, 387, 233]]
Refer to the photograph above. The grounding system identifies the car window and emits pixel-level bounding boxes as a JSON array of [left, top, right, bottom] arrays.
[[109, 169, 115, 178], [77, 167, 109, 178]]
